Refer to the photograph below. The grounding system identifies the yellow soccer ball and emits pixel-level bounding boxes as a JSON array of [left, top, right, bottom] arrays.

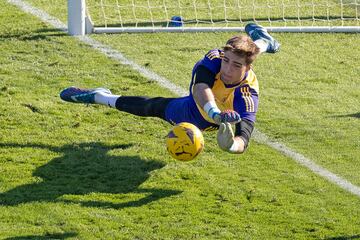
[[166, 122, 204, 161]]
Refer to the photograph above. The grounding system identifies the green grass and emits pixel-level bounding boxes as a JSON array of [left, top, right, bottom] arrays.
[[1, 0, 360, 239]]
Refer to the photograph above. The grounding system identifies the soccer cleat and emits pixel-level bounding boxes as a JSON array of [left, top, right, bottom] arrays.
[[245, 23, 280, 53], [60, 86, 111, 104]]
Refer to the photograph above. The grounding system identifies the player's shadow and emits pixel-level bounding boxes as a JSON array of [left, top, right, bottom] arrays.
[[0, 142, 181, 209]]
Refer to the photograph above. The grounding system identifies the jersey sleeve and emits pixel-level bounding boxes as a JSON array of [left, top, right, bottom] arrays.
[[233, 86, 259, 123], [197, 49, 222, 74], [235, 119, 254, 148], [190, 49, 223, 94], [194, 65, 216, 88]]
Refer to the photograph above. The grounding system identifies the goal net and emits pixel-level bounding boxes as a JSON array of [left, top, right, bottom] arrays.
[[68, 0, 360, 35]]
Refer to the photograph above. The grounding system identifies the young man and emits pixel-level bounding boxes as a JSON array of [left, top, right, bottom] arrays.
[[60, 23, 280, 154]]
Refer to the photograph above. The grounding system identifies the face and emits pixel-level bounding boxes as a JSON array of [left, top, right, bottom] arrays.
[[220, 50, 250, 85]]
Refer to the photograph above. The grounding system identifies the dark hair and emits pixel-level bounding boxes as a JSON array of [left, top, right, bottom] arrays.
[[223, 35, 260, 65]]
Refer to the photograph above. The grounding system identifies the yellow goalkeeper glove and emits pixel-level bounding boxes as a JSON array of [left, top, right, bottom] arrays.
[[217, 122, 235, 151]]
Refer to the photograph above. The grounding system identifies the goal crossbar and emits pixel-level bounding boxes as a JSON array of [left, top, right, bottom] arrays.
[[93, 26, 360, 34]]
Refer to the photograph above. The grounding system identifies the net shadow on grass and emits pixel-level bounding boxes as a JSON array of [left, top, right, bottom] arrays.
[[324, 235, 360, 240], [0, 142, 181, 209], [4, 232, 77, 240], [331, 112, 360, 119], [0, 28, 66, 41], [93, 15, 356, 28]]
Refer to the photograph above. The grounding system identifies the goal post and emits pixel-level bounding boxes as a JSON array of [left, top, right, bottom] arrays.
[[68, 0, 85, 35], [67, 0, 360, 35], [67, 0, 93, 35]]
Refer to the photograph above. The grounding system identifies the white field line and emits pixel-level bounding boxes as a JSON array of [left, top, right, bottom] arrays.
[[8, 0, 360, 198]]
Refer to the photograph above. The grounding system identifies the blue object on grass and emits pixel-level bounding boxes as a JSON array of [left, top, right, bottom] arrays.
[[169, 16, 183, 27]]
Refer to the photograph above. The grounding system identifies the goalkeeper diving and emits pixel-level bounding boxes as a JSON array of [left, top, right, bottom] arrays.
[[60, 23, 280, 154]]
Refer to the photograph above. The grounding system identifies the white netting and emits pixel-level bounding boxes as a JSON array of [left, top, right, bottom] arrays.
[[85, 0, 359, 28]]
